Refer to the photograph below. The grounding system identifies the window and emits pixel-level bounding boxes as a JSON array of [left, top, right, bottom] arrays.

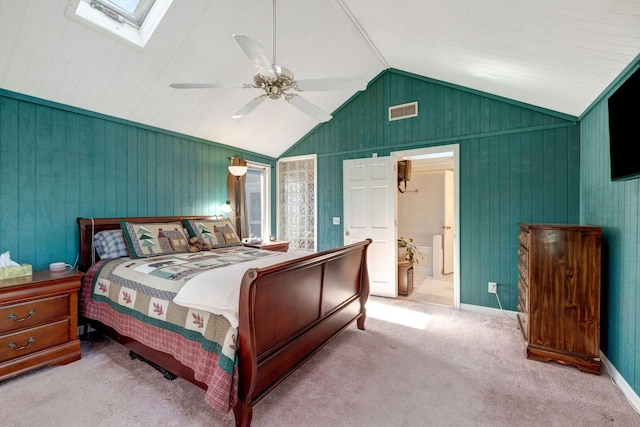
[[68, 0, 172, 47], [277, 155, 317, 252], [244, 162, 271, 240]]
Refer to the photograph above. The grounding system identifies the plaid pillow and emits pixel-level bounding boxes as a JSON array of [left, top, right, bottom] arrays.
[[93, 229, 129, 259]]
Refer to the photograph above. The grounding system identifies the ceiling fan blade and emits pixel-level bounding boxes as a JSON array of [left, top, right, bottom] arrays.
[[294, 77, 368, 92], [286, 94, 332, 122], [231, 94, 268, 119], [170, 83, 251, 89], [232, 34, 277, 79]]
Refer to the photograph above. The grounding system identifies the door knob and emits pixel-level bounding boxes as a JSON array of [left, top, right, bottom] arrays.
[[345, 231, 350, 236]]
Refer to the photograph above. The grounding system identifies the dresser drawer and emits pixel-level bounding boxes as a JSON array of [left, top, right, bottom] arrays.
[[0, 319, 70, 363], [517, 245, 528, 265], [517, 280, 528, 314], [518, 229, 530, 249], [517, 253, 528, 285], [0, 294, 70, 335]]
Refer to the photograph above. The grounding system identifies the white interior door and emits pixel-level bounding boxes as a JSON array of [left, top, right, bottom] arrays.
[[443, 170, 454, 274], [343, 156, 397, 297]]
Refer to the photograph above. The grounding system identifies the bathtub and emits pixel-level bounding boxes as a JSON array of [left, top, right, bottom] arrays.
[[414, 235, 443, 277]]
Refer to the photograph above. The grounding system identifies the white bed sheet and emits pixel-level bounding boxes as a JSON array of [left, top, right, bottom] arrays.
[[173, 250, 308, 327]]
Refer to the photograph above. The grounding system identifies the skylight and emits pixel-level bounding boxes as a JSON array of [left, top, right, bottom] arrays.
[[68, 0, 172, 48], [89, 0, 155, 29]]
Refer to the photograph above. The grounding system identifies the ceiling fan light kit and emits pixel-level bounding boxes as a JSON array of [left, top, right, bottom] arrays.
[[169, 0, 366, 122]]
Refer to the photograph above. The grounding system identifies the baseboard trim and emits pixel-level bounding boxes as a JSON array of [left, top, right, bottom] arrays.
[[459, 303, 518, 319], [600, 351, 640, 414]]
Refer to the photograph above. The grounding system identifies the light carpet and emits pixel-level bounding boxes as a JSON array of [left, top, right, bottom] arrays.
[[1, 296, 638, 426]]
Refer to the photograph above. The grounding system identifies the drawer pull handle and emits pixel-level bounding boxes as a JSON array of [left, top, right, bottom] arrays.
[[8, 336, 36, 351], [8, 309, 36, 322]]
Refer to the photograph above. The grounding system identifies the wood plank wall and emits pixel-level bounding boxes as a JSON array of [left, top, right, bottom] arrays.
[[580, 63, 640, 396], [283, 69, 580, 311], [0, 91, 274, 270]]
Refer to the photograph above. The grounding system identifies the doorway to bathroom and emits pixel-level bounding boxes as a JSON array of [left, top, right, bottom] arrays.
[[392, 145, 459, 308]]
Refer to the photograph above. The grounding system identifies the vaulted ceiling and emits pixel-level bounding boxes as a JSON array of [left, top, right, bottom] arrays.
[[1, 0, 639, 157]]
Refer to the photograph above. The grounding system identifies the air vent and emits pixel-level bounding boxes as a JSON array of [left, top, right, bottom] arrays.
[[388, 101, 418, 121]]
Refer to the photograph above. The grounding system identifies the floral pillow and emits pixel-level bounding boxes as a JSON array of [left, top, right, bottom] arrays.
[[120, 221, 190, 258], [183, 218, 242, 248]]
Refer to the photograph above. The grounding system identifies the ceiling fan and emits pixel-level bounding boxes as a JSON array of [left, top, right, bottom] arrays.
[[169, 0, 367, 123]]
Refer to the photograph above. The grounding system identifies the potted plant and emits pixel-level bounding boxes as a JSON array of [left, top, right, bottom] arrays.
[[397, 237, 422, 264]]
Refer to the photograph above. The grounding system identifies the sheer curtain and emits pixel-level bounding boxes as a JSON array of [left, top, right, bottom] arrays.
[[227, 157, 249, 238], [277, 155, 317, 252]]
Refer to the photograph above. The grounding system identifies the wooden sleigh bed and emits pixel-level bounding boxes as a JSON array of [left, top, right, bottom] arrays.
[[77, 216, 371, 426]]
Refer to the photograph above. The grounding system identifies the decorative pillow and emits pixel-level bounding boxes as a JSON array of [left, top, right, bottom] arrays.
[[93, 229, 129, 260], [120, 221, 190, 258], [183, 218, 242, 248]]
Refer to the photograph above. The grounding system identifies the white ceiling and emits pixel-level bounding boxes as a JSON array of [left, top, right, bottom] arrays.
[[1, 0, 639, 158]]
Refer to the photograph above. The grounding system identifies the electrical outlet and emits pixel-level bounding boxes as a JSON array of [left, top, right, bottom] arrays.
[[488, 281, 497, 294]]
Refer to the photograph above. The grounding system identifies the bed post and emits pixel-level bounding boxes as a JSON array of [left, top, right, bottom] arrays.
[[234, 402, 252, 427], [357, 238, 372, 330]]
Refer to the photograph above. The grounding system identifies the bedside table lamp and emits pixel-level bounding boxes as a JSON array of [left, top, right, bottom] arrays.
[[220, 200, 233, 213]]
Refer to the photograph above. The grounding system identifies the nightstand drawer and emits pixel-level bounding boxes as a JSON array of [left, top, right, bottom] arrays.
[[0, 319, 70, 363], [0, 294, 70, 335]]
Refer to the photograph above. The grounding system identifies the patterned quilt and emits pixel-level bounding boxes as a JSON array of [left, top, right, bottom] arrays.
[[81, 246, 279, 416]]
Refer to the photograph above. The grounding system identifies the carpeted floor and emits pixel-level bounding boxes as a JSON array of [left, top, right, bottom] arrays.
[[1, 296, 638, 426]]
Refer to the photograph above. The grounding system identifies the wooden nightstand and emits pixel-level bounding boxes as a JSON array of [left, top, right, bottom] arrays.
[[398, 259, 415, 296], [0, 269, 83, 382], [243, 240, 290, 252]]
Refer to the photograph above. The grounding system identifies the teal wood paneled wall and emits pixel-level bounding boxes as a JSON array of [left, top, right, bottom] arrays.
[[0, 90, 275, 270], [580, 63, 640, 396], [283, 70, 580, 310]]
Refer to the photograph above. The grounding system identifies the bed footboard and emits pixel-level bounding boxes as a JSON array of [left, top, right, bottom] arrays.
[[234, 239, 371, 426]]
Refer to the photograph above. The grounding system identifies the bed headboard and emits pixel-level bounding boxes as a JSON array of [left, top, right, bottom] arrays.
[[76, 216, 218, 272]]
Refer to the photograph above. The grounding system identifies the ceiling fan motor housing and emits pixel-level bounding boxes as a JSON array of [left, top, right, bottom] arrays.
[[254, 65, 295, 99]]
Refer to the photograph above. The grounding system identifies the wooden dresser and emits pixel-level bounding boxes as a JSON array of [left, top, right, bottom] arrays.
[[0, 270, 83, 381], [517, 223, 602, 374]]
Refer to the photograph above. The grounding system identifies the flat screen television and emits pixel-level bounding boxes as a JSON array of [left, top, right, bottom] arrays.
[[608, 66, 640, 181]]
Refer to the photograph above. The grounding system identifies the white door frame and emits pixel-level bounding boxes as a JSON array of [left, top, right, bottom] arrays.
[[391, 144, 460, 309]]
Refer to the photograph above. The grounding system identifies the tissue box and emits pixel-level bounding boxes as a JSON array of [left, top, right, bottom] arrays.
[[0, 264, 32, 280]]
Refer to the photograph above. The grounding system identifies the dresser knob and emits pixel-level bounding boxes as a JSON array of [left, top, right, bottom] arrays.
[[8, 309, 35, 322]]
